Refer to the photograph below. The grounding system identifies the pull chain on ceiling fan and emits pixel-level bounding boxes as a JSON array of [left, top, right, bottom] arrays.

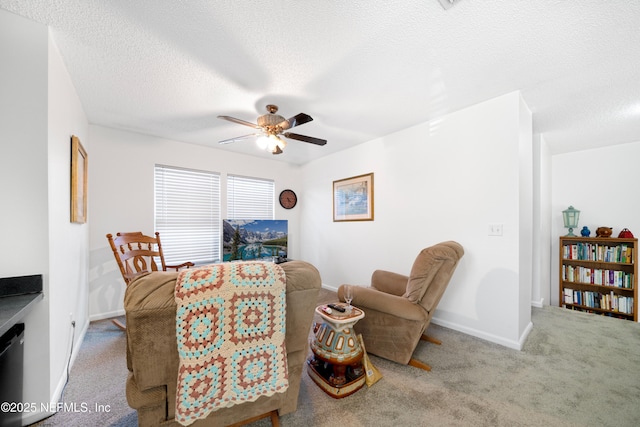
[[217, 104, 327, 155]]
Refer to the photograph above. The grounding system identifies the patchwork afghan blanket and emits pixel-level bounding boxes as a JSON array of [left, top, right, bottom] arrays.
[[174, 262, 288, 426]]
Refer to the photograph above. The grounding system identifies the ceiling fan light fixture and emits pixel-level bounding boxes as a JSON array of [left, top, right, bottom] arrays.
[[264, 135, 285, 153], [274, 136, 286, 150], [256, 135, 270, 149], [218, 104, 326, 153]]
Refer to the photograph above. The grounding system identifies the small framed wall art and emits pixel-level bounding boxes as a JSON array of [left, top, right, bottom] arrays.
[[70, 135, 88, 223], [333, 173, 374, 222]]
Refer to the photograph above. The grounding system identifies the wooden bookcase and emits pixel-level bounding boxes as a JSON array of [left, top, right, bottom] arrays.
[[559, 236, 637, 322]]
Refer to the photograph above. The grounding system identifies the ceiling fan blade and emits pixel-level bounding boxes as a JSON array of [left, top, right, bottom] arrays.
[[218, 133, 261, 144], [283, 132, 327, 146], [279, 113, 313, 130], [272, 145, 283, 155], [217, 115, 262, 129]]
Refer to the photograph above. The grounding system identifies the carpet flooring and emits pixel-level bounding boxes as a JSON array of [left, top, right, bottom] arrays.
[[31, 288, 640, 427]]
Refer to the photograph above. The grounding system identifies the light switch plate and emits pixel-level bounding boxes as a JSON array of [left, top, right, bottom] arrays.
[[488, 223, 503, 236]]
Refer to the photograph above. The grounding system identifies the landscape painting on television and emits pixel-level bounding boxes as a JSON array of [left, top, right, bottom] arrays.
[[223, 219, 288, 262]]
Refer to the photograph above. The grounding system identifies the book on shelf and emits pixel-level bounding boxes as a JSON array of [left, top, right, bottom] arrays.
[[563, 287, 634, 314], [562, 265, 633, 289], [562, 242, 635, 264], [561, 236, 637, 321]]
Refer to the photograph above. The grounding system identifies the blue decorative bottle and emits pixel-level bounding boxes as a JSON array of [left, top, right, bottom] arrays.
[[580, 226, 591, 237]]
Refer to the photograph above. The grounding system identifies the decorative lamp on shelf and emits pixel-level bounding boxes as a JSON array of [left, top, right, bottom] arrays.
[[562, 206, 580, 237]]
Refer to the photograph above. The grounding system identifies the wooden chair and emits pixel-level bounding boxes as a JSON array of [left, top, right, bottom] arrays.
[[106, 231, 194, 330]]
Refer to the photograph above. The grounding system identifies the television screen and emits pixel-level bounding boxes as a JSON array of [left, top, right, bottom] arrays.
[[222, 219, 288, 262]]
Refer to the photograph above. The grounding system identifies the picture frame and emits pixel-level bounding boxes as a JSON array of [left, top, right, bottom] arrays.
[[333, 173, 374, 222], [70, 135, 88, 223]]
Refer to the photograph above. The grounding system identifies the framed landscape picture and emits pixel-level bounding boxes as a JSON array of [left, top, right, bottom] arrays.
[[333, 173, 374, 222], [70, 135, 88, 223]]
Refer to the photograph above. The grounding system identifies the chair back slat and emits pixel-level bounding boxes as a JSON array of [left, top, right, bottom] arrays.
[[107, 232, 166, 285]]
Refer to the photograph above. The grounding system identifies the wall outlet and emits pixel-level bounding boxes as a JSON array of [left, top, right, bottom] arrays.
[[488, 223, 503, 236]]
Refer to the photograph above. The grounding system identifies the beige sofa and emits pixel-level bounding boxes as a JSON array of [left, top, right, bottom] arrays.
[[123, 260, 321, 426]]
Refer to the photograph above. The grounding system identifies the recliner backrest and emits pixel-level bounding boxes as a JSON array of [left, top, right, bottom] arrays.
[[402, 241, 464, 312]]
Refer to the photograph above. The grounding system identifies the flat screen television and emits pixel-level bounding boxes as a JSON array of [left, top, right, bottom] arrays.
[[222, 219, 288, 262]]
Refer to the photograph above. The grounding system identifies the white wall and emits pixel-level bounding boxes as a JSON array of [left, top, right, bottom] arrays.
[[300, 92, 533, 349], [532, 134, 552, 307], [47, 33, 90, 409], [0, 9, 51, 421], [0, 11, 90, 425], [551, 141, 640, 310], [518, 95, 533, 339], [88, 125, 303, 319]]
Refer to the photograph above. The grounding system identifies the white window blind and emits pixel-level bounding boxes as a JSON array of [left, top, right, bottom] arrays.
[[227, 175, 275, 219], [155, 165, 221, 265]]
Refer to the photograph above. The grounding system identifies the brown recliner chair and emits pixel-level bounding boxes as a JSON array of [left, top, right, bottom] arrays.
[[124, 260, 321, 427], [338, 241, 463, 371]]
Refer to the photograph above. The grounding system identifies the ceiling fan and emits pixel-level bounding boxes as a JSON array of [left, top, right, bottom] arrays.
[[217, 104, 327, 155]]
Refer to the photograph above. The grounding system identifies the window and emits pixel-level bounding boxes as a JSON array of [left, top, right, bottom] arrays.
[[227, 175, 275, 219], [154, 165, 221, 265]]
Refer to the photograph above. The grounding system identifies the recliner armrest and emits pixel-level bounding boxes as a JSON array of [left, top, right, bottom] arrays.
[[371, 270, 409, 296], [339, 285, 427, 322]]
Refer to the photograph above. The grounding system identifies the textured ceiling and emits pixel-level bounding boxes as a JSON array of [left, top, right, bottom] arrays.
[[2, 0, 640, 164]]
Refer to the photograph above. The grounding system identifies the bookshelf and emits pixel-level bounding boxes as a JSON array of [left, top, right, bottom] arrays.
[[559, 236, 637, 322]]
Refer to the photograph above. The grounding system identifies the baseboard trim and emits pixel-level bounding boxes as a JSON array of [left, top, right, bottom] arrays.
[[321, 283, 338, 292], [531, 298, 545, 308], [518, 321, 534, 349], [89, 308, 124, 322], [431, 317, 525, 351], [21, 319, 89, 426]]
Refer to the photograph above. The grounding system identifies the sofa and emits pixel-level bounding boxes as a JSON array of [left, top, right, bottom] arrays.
[[123, 260, 322, 426]]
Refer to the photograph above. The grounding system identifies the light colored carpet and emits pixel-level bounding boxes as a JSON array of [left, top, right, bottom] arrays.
[[31, 288, 640, 426]]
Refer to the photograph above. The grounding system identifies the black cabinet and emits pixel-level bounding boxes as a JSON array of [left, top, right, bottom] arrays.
[[0, 323, 25, 427]]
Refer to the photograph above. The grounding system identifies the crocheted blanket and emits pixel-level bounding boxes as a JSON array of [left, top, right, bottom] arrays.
[[174, 262, 288, 426]]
